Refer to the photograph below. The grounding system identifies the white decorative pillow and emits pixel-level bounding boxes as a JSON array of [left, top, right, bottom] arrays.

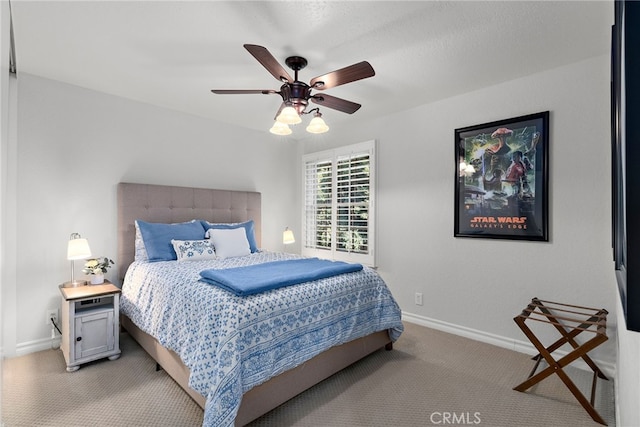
[[207, 227, 251, 259], [171, 239, 216, 262], [202, 219, 259, 253]]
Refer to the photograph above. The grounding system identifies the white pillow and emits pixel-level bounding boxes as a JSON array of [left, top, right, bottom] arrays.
[[171, 239, 216, 262], [208, 227, 251, 259]]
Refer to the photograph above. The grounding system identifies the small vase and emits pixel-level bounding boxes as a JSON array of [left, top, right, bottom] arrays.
[[90, 274, 104, 285]]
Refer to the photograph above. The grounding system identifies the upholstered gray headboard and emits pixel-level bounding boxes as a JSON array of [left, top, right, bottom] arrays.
[[117, 182, 261, 283]]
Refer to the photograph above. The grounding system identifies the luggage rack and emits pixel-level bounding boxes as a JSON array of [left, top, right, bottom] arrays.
[[513, 298, 609, 425]]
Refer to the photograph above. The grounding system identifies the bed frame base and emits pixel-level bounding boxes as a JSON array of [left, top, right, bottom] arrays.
[[121, 315, 391, 426]]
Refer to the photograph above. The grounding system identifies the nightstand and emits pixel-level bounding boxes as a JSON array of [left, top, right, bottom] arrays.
[[59, 282, 121, 372]]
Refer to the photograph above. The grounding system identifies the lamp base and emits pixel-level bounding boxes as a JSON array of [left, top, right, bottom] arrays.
[[62, 279, 87, 288]]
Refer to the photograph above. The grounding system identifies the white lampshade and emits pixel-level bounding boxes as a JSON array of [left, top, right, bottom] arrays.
[[306, 110, 329, 134], [64, 233, 92, 287], [67, 237, 91, 260], [276, 106, 302, 125], [306, 115, 329, 134], [283, 228, 295, 245], [269, 121, 292, 135]]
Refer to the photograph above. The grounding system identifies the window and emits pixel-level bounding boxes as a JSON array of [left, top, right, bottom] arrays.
[[302, 140, 376, 266]]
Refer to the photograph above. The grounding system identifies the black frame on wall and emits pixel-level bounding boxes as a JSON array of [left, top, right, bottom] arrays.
[[612, 0, 640, 332], [454, 112, 549, 241]]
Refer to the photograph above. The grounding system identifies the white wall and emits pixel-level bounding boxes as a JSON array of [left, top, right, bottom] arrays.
[[10, 73, 298, 353], [302, 55, 619, 366], [615, 294, 640, 426], [0, 1, 11, 423]]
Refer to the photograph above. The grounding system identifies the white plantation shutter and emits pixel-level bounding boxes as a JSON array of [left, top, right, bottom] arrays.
[[304, 159, 332, 251], [302, 140, 375, 266]]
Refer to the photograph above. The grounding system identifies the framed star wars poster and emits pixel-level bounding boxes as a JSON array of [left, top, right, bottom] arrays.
[[454, 111, 549, 241]]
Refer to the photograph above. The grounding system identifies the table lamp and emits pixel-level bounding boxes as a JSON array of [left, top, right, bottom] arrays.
[[63, 232, 92, 287], [283, 227, 295, 245]]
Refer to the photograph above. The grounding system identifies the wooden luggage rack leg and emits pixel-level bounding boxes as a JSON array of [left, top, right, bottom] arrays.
[[513, 298, 609, 426]]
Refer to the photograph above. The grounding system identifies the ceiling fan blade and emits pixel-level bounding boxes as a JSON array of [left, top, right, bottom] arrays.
[[211, 89, 277, 95], [244, 44, 293, 83], [309, 61, 375, 90], [311, 94, 361, 114]]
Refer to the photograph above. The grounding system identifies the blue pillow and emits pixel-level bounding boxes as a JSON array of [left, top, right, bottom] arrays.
[[201, 219, 259, 253], [136, 220, 206, 262]]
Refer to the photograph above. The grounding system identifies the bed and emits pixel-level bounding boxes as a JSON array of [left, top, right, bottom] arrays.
[[117, 182, 404, 426]]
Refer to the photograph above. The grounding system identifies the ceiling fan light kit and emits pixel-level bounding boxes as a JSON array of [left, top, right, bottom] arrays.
[[276, 106, 302, 125], [212, 44, 374, 136], [269, 121, 292, 136], [306, 111, 329, 134]]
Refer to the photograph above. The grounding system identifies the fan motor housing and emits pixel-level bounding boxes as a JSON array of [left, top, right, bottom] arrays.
[[280, 82, 311, 112]]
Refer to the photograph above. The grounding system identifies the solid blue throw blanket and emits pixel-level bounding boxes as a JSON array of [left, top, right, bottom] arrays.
[[199, 258, 363, 296]]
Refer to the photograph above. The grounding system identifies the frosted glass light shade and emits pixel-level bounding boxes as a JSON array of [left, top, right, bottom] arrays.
[[283, 228, 295, 244], [306, 116, 329, 134], [276, 106, 302, 125], [269, 121, 292, 135], [67, 237, 91, 260]]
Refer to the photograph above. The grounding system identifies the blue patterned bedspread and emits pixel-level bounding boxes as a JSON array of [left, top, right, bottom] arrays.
[[120, 251, 404, 426]]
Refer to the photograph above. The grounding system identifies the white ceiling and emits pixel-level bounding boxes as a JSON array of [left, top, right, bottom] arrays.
[[10, 1, 613, 134]]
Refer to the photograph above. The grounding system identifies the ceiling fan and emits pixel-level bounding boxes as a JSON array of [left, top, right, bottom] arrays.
[[211, 44, 375, 134]]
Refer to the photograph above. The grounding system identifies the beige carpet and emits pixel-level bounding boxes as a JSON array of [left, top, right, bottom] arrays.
[[2, 322, 615, 426]]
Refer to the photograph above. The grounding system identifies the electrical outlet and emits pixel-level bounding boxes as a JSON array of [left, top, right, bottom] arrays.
[[415, 292, 423, 306], [46, 309, 58, 326]]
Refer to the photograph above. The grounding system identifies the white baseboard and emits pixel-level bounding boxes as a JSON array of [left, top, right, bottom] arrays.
[[15, 337, 60, 357], [402, 311, 616, 378]]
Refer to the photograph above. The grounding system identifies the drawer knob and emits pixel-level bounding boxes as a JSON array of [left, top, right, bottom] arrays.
[[76, 337, 82, 342]]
